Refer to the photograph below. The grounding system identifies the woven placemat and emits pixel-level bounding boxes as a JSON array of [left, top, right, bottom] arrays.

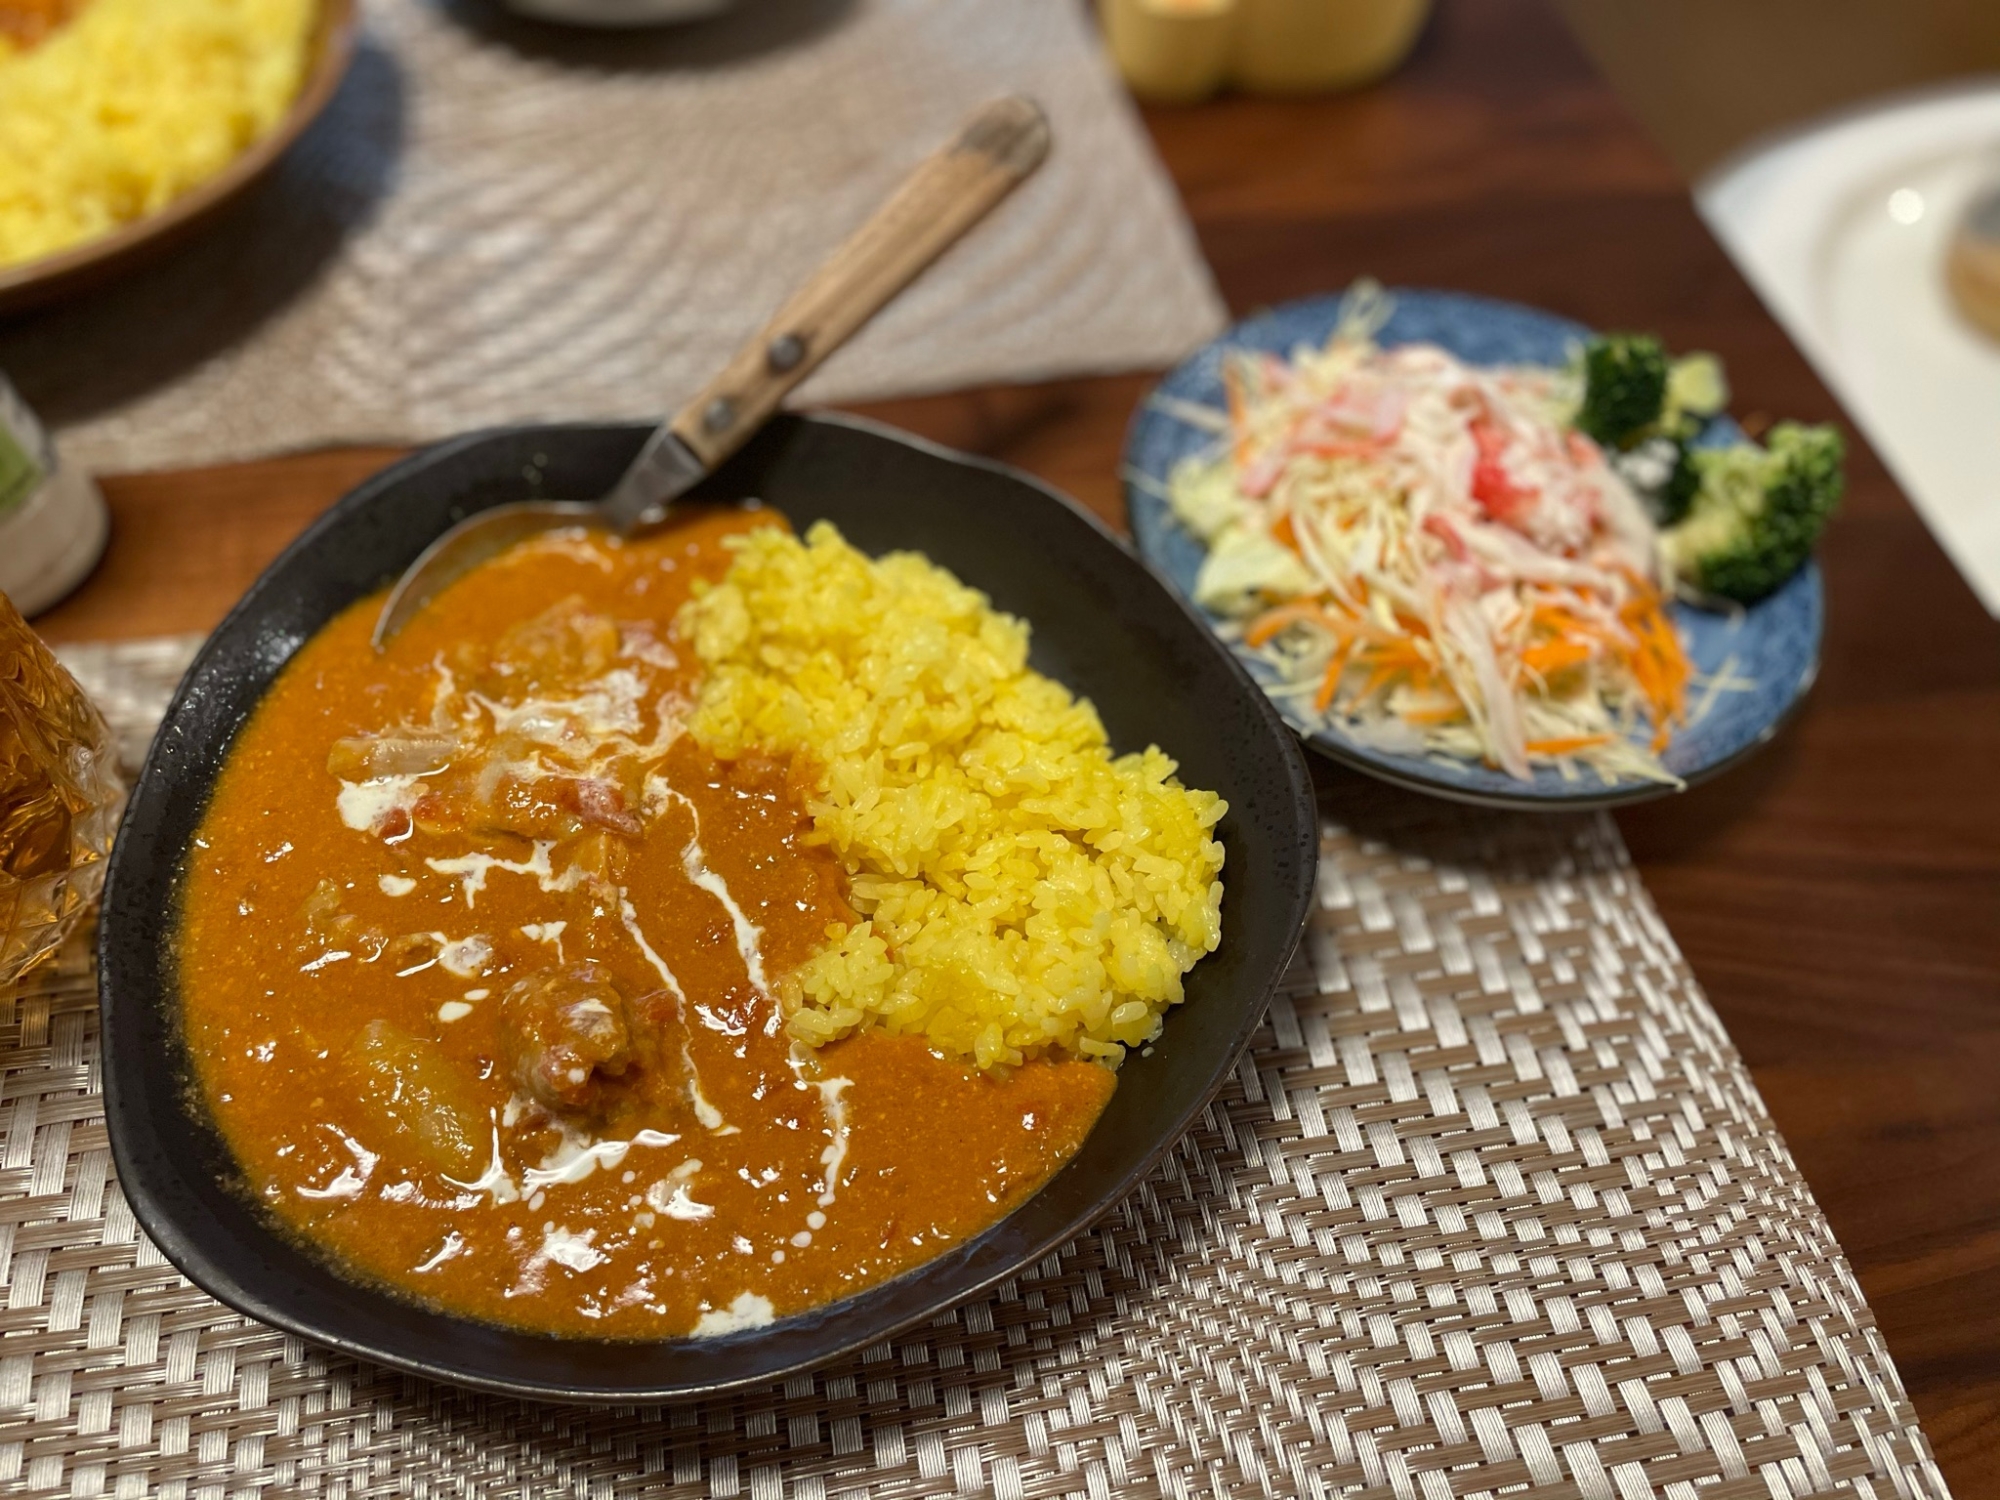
[[0, 0, 1225, 475], [0, 637, 1950, 1499]]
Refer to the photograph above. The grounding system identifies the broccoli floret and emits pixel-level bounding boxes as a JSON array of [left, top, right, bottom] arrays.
[[1577, 334, 1669, 448], [1609, 433, 1702, 525], [1664, 351, 1729, 427], [1659, 442, 1702, 526], [1660, 423, 1845, 603]]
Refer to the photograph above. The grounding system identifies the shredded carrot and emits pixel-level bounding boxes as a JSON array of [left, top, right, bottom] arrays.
[[1245, 601, 1340, 649], [1225, 364, 1252, 467], [1313, 642, 1355, 713], [1365, 638, 1429, 667], [1293, 438, 1379, 460], [1525, 734, 1613, 756], [1520, 638, 1593, 676], [1340, 635, 1429, 704], [1397, 700, 1467, 725], [1353, 656, 1408, 702]]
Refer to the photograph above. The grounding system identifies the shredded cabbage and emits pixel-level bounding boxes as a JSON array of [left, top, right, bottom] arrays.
[[1170, 286, 1694, 786]]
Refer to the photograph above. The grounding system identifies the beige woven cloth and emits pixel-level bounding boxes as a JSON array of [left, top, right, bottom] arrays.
[[0, 0, 1226, 475], [0, 637, 1950, 1499]]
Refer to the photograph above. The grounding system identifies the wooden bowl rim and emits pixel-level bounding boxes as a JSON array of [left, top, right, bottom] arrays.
[[0, 0, 360, 307]]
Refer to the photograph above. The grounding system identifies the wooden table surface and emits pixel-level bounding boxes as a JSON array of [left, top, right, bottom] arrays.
[[32, 0, 2000, 1488]]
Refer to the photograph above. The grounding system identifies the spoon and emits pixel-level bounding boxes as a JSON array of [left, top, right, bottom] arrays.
[[373, 96, 1051, 647]]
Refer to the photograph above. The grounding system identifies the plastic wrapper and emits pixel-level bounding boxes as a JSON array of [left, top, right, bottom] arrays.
[[0, 591, 121, 984]]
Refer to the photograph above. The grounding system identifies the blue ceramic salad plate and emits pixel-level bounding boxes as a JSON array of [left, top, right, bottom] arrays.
[[1124, 288, 1825, 809]]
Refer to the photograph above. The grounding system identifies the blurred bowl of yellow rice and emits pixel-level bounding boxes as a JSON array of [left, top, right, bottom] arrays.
[[0, 0, 356, 315]]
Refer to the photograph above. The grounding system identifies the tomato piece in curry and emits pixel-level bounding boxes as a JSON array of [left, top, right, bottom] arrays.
[[176, 507, 1114, 1338]]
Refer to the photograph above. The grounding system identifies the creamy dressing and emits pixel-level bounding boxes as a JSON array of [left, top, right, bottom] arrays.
[[539, 1225, 607, 1274], [684, 837, 770, 998], [426, 844, 566, 907], [296, 1131, 377, 1202], [614, 891, 684, 999], [472, 670, 647, 743], [520, 920, 566, 957], [443, 1121, 522, 1206], [523, 1124, 681, 1192], [412, 1231, 466, 1274], [437, 934, 491, 977], [648, 776, 773, 999], [619, 631, 679, 671], [336, 775, 424, 836], [691, 1291, 775, 1337], [614, 890, 731, 1133], [646, 1176, 715, 1223], [788, 1042, 854, 1213], [814, 1075, 853, 1209]]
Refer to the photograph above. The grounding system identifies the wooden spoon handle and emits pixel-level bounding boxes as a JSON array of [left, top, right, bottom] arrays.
[[665, 96, 1050, 469]]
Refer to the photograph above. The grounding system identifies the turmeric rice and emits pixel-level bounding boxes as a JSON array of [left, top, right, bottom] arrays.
[[0, 0, 317, 270], [683, 522, 1227, 1072]]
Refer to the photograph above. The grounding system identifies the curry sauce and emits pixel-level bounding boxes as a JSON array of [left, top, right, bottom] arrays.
[[0, 1, 82, 50], [177, 507, 1114, 1338]]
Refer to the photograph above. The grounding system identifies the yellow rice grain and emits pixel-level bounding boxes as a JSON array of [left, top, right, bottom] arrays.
[[0, 0, 316, 270], [682, 521, 1227, 1072]]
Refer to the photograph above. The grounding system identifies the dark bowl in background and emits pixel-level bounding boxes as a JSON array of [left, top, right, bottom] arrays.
[[96, 414, 1319, 1401]]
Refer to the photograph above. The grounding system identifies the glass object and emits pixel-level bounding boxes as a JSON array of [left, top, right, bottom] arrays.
[[0, 373, 108, 616], [1097, 0, 1239, 104], [0, 590, 121, 983], [1099, 0, 1431, 104], [1230, 0, 1430, 95]]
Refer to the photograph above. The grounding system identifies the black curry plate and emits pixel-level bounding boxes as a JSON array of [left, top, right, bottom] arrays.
[[98, 414, 1318, 1402]]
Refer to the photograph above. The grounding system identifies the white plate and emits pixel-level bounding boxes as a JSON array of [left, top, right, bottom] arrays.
[[1698, 82, 2000, 616]]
